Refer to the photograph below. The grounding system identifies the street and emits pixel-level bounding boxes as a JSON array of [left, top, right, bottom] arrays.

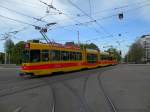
[[0, 64, 150, 112]]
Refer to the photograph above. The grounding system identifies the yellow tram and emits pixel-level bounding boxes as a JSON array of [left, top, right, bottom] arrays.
[[20, 41, 117, 76]]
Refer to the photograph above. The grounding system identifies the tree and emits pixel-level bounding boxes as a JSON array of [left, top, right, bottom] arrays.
[[4, 38, 15, 64], [4, 39, 25, 64], [14, 41, 25, 64], [80, 43, 99, 51], [126, 42, 144, 63], [106, 48, 122, 62]]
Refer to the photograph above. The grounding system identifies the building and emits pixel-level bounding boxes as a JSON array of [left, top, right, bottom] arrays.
[[138, 35, 150, 63]]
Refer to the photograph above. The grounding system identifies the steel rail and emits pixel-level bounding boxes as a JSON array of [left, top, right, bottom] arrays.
[[97, 73, 118, 112]]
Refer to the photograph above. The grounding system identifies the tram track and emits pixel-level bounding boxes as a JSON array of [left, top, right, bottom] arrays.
[[0, 68, 102, 98], [0, 66, 117, 112], [62, 81, 92, 112], [44, 68, 117, 112], [97, 72, 118, 112]]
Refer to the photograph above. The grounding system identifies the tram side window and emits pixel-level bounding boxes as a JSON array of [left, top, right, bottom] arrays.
[[70, 52, 74, 61], [101, 55, 105, 60], [42, 50, 49, 62], [30, 50, 40, 62], [87, 54, 98, 63], [73, 52, 77, 60], [79, 53, 82, 60], [76, 52, 82, 60], [101, 55, 109, 60], [50, 50, 60, 61], [69, 52, 82, 61], [108, 56, 112, 60], [61, 51, 69, 61]]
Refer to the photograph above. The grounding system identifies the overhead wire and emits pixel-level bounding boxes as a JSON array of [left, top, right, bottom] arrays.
[[1, 0, 150, 43], [51, 0, 150, 30], [0, 13, 50, 40], [89, 0, 92, 16], [2, 0, 42, 12], [2, 0, 149, 35], [0, 4, 49, 23], [92, 0, 150, 16], [67, 0, 113, 37], [0, 14, 37, 27], [77, 0, 150, 17]]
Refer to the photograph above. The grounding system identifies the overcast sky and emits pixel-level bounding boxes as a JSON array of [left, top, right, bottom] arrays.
[[0, 0, 150, 56]]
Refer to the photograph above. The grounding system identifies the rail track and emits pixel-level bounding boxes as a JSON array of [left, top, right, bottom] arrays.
[[0, 68, 99, 98], [0, 65, 117, 112], [97, 72, 118, 112]]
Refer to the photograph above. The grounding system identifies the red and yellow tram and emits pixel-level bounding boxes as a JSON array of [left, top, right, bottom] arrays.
[[20, 41, 117, 76]]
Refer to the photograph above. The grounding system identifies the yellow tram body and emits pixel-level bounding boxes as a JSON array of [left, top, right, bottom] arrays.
[[21, 42, 117, 76]]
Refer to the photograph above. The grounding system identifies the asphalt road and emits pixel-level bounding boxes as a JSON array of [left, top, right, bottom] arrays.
[[0, 64, 150, 112]]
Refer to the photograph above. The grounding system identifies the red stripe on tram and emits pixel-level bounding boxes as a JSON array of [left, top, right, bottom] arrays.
[[22, 62, 84, 70]]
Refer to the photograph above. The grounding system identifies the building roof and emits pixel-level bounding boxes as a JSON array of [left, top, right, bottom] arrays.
[[141, 35, 150, 38]]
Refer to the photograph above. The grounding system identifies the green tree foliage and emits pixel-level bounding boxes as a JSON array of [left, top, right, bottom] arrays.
[[4, 38, 14, 53], [13, 41, 25, 64], [80, 43, 99, 51], [106, 48, 122, 62], [4, 38, 15, 64], [4, 39, 25, 64], [125, 42, 144, 63]]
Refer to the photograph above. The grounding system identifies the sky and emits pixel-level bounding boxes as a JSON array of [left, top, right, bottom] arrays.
[[0, 0, 150, 56]]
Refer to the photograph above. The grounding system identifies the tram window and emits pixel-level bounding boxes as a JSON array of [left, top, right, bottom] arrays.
[[69, 52, 82, 61], [101, 55, 107, 60], [76, 52, 82, 60], [73, 52, 77, 60], [50, 50, 60, 61], [61, 51, 69, 61], [70, 52, 74, 61], [79, 53, 82, 60], [30, 50, 40, 62], [87, 54, 98, 63], [76, 52, 79, 60], [42, 50, 49, 62], [109, 56, 112, 60]]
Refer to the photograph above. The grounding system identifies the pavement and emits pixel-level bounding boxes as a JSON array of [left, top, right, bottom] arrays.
[[101, 64, 150, 112], [0, 64, 150, 112]]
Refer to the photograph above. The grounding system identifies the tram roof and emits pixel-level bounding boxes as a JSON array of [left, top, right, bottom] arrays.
[[86, 49, 99, 53], [100, 52, 109, 55], [26, 42, 82, 51]]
